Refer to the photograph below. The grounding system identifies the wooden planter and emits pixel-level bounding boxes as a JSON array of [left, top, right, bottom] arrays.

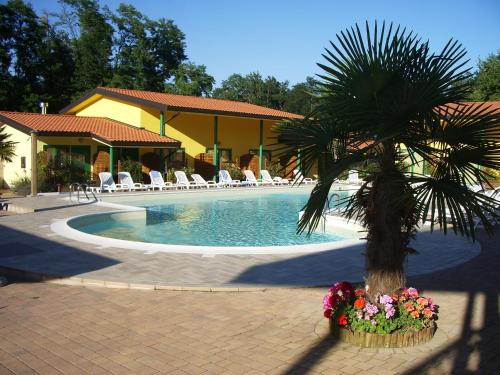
[[330, 319, 436, 347]]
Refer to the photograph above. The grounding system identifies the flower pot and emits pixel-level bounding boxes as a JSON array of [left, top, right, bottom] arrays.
[[329, 319, 436, 348]]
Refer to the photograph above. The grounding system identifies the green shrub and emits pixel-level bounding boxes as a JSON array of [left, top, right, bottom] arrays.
[[120, 159, 143, 182], [10, 174, 31, 196], [37, 151, 90, 192], [267, 161, 284, 178], [221, 162, 242, 180]]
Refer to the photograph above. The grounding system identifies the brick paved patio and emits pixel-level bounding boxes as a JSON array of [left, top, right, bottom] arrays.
[[0, 227, 498, 374]]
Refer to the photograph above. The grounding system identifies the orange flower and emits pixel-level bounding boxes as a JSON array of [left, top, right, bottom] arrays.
[[410, 311, 420, 319], [423, 308, 433, 318], [353, 297, 366, 309], [404, 302, 415, 312], [417, 297, 428, 306]]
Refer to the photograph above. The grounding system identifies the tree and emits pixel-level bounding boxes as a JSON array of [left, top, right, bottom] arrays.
[[0, 125, 17, 162], [60, 0, 113, 97], [213, 72, 289, 109], [284, 77, 318, 115], [0, 0, 44, 111], [110, 5, 186, 91], [276, 22, 500, 298], [468, 52, 500, 101], [164, 62, 215, 96]]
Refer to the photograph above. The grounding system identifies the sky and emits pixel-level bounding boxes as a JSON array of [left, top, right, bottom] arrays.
[[29, 0, 500, 87]]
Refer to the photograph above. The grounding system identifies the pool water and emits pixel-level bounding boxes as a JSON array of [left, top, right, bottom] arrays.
[[72, 192, 349, 247]]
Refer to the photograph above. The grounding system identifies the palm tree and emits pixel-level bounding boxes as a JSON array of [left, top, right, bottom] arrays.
[[276, 22, 500, 298], [0, 126, 16, 162]]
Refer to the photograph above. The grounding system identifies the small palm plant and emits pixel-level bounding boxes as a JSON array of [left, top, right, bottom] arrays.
[[0, 125, 16, 162], [276, 22, 500, 298]]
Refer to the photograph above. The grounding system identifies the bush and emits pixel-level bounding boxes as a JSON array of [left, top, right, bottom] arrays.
[[120, 159, 143, 182], [10, 174, 31, 196], [267, 161, 284, 178], [221, 162, 242, 180], [37, 151, 90, 192]]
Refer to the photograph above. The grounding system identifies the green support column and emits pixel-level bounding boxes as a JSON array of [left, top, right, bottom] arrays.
[[258, 120, 263, 178], [297, 149, 302, 172], [109, 146, 114, 176], [160, 111, 165, 136], [159, 110, 165, 172], [213, 116, 218, 181]]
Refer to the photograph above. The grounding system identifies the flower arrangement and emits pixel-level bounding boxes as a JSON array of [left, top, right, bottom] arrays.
[[323, 282, 438, 334]]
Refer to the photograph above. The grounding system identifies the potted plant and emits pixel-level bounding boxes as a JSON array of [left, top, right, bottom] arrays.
[[323, 281, 438, 347]]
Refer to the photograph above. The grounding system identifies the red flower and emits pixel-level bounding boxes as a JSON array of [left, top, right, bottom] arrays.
[[353, 297, 366, 309], [329, 294, 340, 308], [337, 314, 348, 326], [323, 309, 332, 318]]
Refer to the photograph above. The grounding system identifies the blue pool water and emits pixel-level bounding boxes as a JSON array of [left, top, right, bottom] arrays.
[[71, 192, 348, 247]]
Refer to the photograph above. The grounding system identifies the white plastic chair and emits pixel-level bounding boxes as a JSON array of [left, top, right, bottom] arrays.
[[149, 170, 174, 191], [98, 172, 128, 193], [218, 169, 241, 187], [348, 170, 361, 184], [191, 174, 217, 189], [174, 170, 196, 189], [243, 170, 263, 186], [261, 170, 289, 185], [292, 169, 314, 185], [118, 171, 151, 191]]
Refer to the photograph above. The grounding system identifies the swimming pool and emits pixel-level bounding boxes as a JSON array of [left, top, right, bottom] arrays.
[[68, 189, 355, 247]]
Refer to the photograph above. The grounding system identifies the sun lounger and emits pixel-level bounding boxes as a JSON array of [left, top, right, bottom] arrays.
[[219, 169, 241, 187], [149, 170, 175, 190], [243, 170, 264, 186], [260, 170, 289, 185], [174, 170, 197, 189], [118, 171, 151, 191], [292, 169, 315, 185], [191, 174, 217, 189], [98, 172, 128, 193]]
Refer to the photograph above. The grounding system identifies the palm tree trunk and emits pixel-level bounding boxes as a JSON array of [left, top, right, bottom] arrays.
[[364, 144, 407, 298]]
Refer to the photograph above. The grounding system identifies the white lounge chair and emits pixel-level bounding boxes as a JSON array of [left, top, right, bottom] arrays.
[[191, 174, 217, 189], [219, 169, 241, 187], [261, 170, 289, 185], [348, 170, 362, 184], [98, 172, 128, 193], [243, 170, 264, 186], [118, 171, 151, 191], [292, 169, 315, 185], [174, 170, 196, 189], [149, 170, 174, 191]]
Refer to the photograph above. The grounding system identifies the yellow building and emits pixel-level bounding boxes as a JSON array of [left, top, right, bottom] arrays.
[[0, 87, 302, 189]]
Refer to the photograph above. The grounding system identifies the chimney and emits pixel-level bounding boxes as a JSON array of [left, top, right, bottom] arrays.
[[39, 102, 48, 115]]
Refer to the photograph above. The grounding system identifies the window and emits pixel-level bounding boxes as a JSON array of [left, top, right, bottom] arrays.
[[207, 148, 232, 162], [166, 148, 185, 164], [249, 149, 272, 162]]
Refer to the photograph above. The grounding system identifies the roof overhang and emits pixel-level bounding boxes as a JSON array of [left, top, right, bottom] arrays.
[[60, 87, 301, 121]]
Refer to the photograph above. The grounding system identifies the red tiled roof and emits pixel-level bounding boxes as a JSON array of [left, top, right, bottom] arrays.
[[437, 101, 500, 115], [62, 87, 304, 120], [0, 111, 180, 147]]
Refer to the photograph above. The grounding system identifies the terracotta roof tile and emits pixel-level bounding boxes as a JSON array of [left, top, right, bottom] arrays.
[[75, 87, 303, 120], [437, 101, 500, 115], [0, 111, 180, 146]]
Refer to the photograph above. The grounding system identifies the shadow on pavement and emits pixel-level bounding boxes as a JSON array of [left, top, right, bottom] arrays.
[[0, 224, 119, 281]]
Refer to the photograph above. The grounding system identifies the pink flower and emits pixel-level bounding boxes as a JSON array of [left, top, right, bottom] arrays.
[[407, 287, 419, 298]]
